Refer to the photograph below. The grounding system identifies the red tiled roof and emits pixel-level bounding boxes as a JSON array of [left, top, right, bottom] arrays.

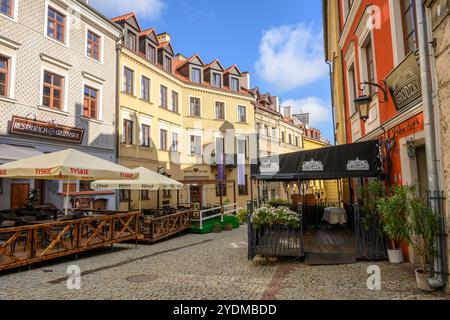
[[111, 12, 136, 23], [158, 41, 170, 48], [224, 64, 242, 75], [139, 28, 156, 38], [175, 53, 205, 70], [204, 59, 225, 71]]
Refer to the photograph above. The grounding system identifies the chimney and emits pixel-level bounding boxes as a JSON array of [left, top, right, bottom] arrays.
[[275, 96, 280, 113], [157, 32, 171, 44], [281, 106, 292, 118], [174, 53, 187, 61], [295, 113, 310, 126], [242, 72, 251, 90]]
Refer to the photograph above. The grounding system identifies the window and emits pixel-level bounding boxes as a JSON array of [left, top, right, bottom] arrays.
[[215, 101, 225, 120], [295, 136, 299, 147], [281, 131, 285, 143], [123, 119, 133, 144], [238, 175, 249, 196], [192, 67, 201, 83], [365, 39, 375, 94], [238, 139, 247, 158], [348, 64, 358, 115], [163, 55, 172, 73], [190, 135, 201, 156], [147, 44, 155, 63], [120, 190, 130, 202], [160, 129, 167, 150], [0, 56, 8, 97], [272, 127, 277, 138], [212, 73, 221, 88], [401, 0, 418, 54], [230, 77, 239, 91], [141, 76, 150, 101], [47, 7, 66, 43], [83, 86, 98, 119], [87, 30, 100, 61], [171, 132, 179, 152], [126, 30, 137, 52], [265, 125, 269, 137], [141, 190, 149, 200], [141, 124, 151, 147], [1, 0, 13, 17], [237, 106, 247, 123], [43, 71, 64, 110], [123, 67, 134, 95], [171, 91, 179, 113], [215, 174, 227, 197], [288, 134, 292, 145], [160, 85, 168, 108], [79, 180, 93, 192], [190, 97, 201, 117]]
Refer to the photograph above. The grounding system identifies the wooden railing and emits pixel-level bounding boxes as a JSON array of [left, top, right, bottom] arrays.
[[140, 210, 192, 243], [192, 203, 242, 229], [0, 212, 140, 272]]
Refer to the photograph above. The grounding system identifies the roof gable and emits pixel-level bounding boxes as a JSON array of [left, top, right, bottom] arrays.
[[159, 42, 175, 55], [224, 65, 242, 77], [205, 59, 225, 72], [139, 28, 159, 45]]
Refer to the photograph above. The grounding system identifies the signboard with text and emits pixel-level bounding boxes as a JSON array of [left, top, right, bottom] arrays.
[[10, 116, 84, 144]]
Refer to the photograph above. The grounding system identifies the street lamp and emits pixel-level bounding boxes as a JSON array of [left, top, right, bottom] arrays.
[[354, 81, 389, 122]]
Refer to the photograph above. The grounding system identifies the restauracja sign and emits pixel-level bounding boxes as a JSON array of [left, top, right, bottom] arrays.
[[10, 116, 84, 144]]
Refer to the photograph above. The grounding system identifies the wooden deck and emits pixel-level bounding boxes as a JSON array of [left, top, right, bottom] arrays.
[[139, 210, 192, 243], [0, 212, 140, 272], [303, 226, 356, 254]]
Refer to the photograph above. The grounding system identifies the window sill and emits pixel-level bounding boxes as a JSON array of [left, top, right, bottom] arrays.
[[140, 145, 153, 149], [80, 116, 103, 124], [188, 115, 202, 119], [38, 106, 69, 116], [85, 55, 103, 65], [44, 35, 69, 48], [139, 98, 153, 105], [0, 96, 16, 104], [121, 91, 137, 98], [159, 106, 180, 115], [0, 12, 17, 22]]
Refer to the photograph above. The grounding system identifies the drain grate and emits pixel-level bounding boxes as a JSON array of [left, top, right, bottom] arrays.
[[126, 274, 158, 283]]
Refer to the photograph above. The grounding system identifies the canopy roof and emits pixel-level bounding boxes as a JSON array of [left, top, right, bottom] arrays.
[[91, 167, 183, 190], [251, 140, 381, 181], [0, 144, 43, 164], [0, 148, 137, 181]]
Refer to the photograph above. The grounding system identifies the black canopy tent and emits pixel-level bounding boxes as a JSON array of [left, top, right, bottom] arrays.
[[251, 140, 382, 181]]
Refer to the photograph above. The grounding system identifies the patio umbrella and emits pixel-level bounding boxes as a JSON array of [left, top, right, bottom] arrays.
[[91, 167, 183, 212], [0, 149, 138, 214]]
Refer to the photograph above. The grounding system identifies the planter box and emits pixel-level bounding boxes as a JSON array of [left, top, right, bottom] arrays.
[[248, 223, 304, 259]]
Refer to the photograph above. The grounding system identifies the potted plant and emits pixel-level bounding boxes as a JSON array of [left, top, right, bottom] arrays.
[[213, 222, 222, 233], [406, 196, 440, 292], [376, 186, 410, 264], [236, 208, 248, 225]]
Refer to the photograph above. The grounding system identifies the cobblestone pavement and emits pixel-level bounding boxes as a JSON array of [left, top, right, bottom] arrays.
[[0, 226, 448, 300]]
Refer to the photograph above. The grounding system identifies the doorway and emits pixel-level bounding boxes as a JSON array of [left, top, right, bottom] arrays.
[[33, 180, 45, 205], [190, 186, 202, 207], [11, 183, 30, 209]]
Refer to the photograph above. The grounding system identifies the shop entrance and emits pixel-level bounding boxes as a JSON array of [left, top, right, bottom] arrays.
[[11, 183, 30, 209]]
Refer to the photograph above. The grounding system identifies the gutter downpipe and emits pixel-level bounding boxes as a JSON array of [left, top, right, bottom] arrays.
[[326, 60, 337, 146], [115, 35, 123, 212], [415, 0, 445, 289]]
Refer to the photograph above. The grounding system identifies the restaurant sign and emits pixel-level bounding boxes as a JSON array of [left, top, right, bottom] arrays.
[[385, 53, 422, 112], [10, 116, 84, 144]]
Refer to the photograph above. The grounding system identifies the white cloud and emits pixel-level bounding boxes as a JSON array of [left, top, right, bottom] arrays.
[[90, 0, 166, 20], [255, 24, 328, 92], [282, 97, 331, 127]]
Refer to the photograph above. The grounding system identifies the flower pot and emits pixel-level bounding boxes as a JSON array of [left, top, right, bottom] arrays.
[[415, 269, 435, 292], [387, 249, 404, 264], [224, 223, 233, 231]]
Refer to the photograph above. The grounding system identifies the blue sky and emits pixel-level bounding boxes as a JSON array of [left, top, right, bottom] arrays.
[[90, 0, 333, 142]]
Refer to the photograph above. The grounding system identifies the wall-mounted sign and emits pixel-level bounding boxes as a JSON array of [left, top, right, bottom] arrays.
[[184, 167, 210, 176], [10, 116, 84, 144], [385, 53, 422, 112]]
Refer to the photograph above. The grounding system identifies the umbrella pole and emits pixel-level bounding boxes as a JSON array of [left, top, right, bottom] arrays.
[[157, 190, 160, 213], [65, 178, 70, 215], [138, 189, 142, 213]]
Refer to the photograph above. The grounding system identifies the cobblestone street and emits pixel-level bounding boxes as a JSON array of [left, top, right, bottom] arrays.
[[0, 226, 448, 300]]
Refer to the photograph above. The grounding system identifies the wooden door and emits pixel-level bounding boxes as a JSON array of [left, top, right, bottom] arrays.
[[190, 186, 202, 208], [11, 183, 30, 209], [33, 180, 45, 205]]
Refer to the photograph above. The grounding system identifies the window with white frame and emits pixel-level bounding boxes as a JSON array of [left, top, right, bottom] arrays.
[[0, 0, 14, 18], [0, 55, 9, 97], [47, 6, 66, 44], [141, 124, 151, 147], [171, 132, 179, 152], [237, 105, 246, 123], [347, 63, 358, 115], [86, 30, 101, 61], [141, 76, 150, 101], [171, 91, 179, 113], [215, 101, 225, 120], [190, 97, 201, 117], [190, 135, 202, 156], [123, 118, 134, 144], [160, 128, 168, 150], [42, 70, 64, 110]]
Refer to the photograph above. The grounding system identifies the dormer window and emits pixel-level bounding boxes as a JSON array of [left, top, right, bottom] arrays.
[[147, 44, 155, 64], [212, 72, 222, 88], [126, 30, 137, 52], [230, 77, 239, 92], [163, 55, 172, 73], [192, 67, 201, 83]]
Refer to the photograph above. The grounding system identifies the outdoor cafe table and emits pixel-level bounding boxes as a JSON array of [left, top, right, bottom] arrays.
[[323, 207, 347, 225]]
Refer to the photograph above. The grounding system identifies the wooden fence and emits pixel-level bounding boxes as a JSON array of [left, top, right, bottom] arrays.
[[0, 211, 140, 272], [140, 210, 192, 243]]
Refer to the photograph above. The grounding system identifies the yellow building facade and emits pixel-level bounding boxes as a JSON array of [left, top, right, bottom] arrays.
[[113, 13, 255, 210]]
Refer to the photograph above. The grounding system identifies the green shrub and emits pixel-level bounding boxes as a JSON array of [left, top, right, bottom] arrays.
[[236, 208, 248, 224]]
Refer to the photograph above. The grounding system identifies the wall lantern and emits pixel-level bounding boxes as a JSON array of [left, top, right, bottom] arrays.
[[354, 81, 389, 122]]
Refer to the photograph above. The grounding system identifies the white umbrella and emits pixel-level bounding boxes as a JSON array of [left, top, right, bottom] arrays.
[[91, 167, 183, 212], [0, 149, 138, 214]]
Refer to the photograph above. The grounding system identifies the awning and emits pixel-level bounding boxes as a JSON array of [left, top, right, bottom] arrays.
[[0, 144, 43, 164], [251, 140, 382, 181]]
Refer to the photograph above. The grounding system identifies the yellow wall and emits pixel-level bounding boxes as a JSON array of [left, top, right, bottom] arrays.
[[118, 48, 255, 210]]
